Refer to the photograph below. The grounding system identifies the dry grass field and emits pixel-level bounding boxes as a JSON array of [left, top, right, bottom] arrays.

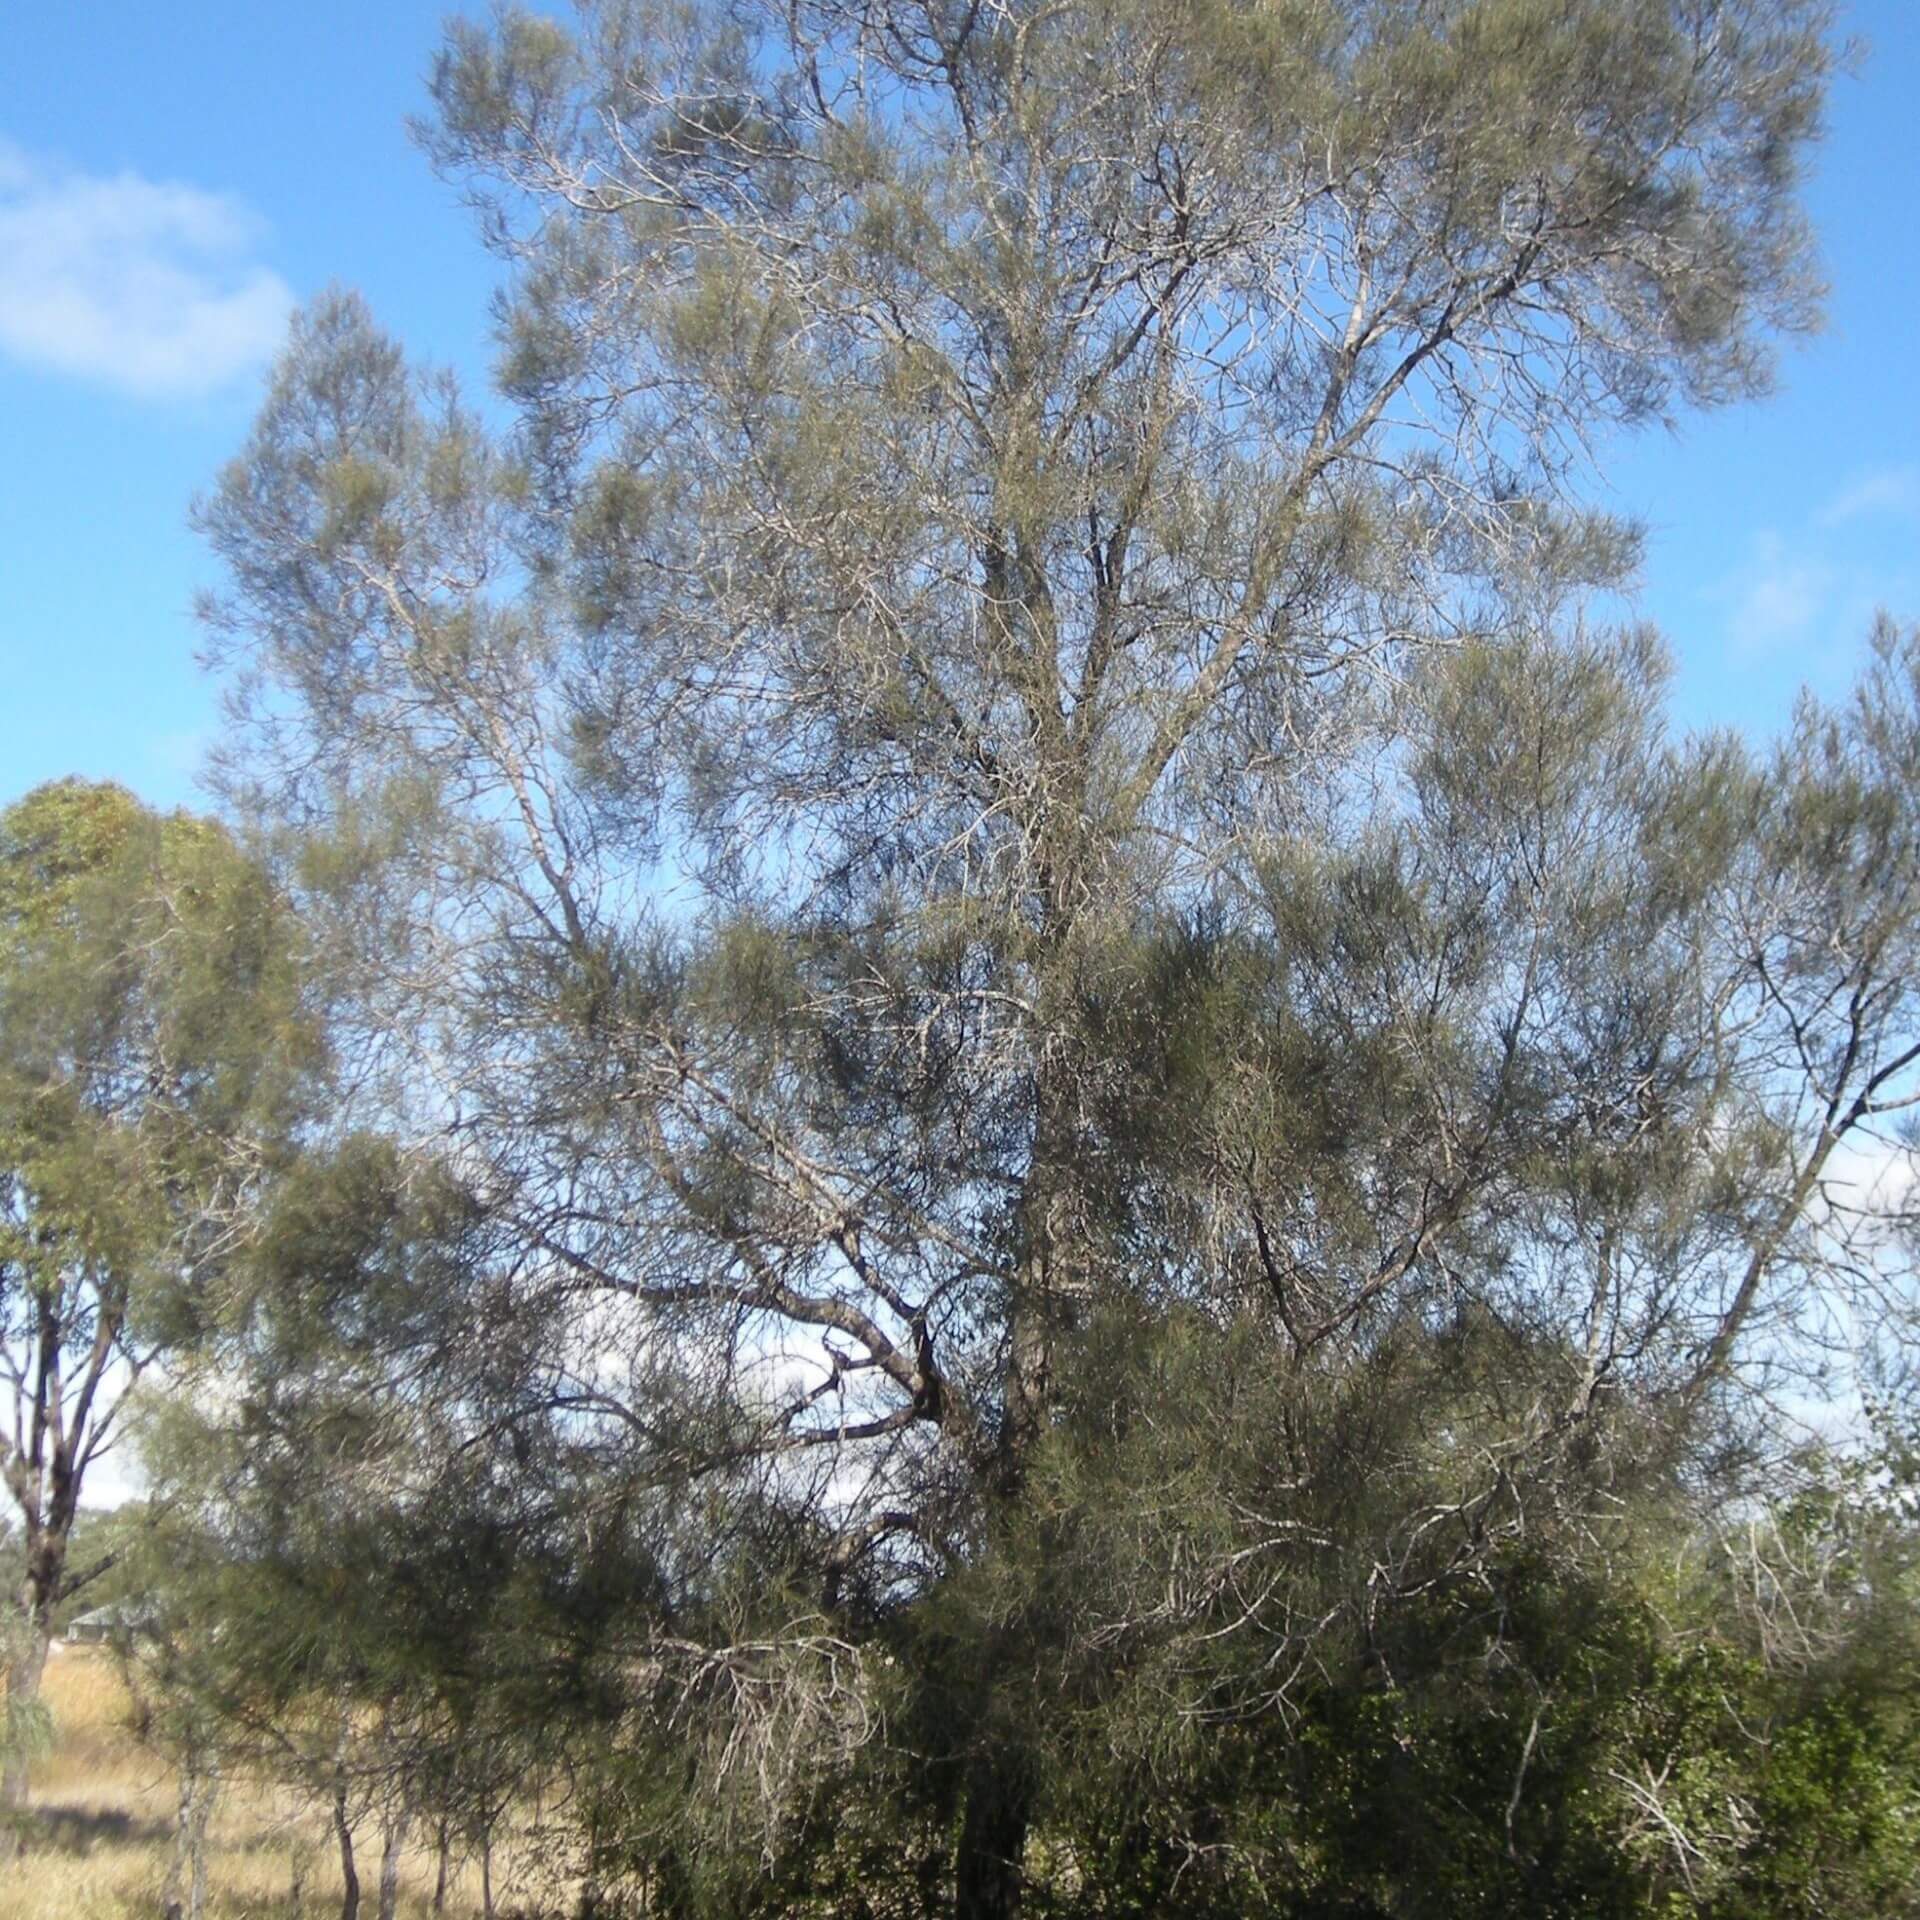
[[4, 1647, 535, 1920]]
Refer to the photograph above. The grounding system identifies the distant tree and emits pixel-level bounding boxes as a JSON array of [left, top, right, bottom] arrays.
[[193, 1, 1920, 1912], [0, 780, 318, 1834]]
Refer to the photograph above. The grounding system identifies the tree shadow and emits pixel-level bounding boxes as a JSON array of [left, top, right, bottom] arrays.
[[22, 1799, 173, 1854]]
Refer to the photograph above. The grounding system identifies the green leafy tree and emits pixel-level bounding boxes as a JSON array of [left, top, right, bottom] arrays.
[[189, 2, 1920, 1912], [0, 779, 319, 1830]]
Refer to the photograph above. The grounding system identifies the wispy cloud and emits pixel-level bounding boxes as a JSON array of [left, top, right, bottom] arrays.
[[0, 137, 293, 399], [1722, 531, 1831, 653], [1712, 478, 1920, 672], [1819, 464, 1920, 529]]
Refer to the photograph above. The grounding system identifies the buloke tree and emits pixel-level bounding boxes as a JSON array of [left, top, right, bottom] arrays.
[[191, 2, 1920, 1911]]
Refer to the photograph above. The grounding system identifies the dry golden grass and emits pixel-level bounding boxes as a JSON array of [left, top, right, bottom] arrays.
[[5, 1648, 537, 1920]]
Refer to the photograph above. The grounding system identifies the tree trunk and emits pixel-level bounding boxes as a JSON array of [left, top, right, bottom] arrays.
[[161, 1749, 220, 1920], [161, 1758, 195, 1920], [954, 1752, 1031, 1920], [481, 1825, 495, 1920], [187, 1758, 218, 1920], [376, 1803, 413, 1920], [334, 1779, 361, 1920], [1, 1617, 52, 1836], [1001, 1051, 1083, 1482], [432, 1815, 449, 1912], [953, 1037, 1073, 1920]]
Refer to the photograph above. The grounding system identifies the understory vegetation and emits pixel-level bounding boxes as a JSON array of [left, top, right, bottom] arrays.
[[4, 1648, 536, 1919]]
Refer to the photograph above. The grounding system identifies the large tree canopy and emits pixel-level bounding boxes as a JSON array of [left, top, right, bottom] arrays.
[[184, 1, 1920, 1912]]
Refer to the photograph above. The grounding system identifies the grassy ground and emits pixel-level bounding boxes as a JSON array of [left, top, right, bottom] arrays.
[[6, 1647, 531, 1919]]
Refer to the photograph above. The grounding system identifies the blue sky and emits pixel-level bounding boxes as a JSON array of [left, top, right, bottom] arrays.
[[3, 1, 1917, 814]]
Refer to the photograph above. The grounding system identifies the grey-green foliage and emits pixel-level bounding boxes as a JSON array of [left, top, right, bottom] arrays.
[[184, 2, 1920, 1911]]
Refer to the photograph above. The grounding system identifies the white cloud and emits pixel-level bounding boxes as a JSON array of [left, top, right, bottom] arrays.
[[1724, 530, 1830, 652], [1820, 465, 1920, 529], [0, 137, 293, 400], [76, 1441, 149, 1513], [1823, 1132, 1918, 1231]]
